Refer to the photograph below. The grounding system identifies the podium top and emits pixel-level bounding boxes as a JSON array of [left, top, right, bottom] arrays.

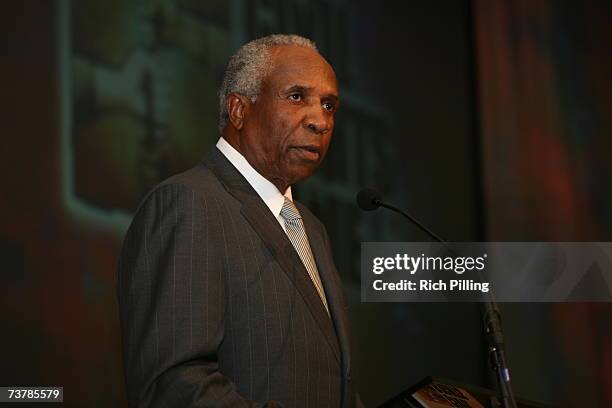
[[378, 377, 556, 408]]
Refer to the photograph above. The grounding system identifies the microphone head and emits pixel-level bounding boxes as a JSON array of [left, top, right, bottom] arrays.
[[356, 188, 383, 211]]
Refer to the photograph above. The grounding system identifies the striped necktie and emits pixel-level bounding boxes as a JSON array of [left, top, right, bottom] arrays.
[[280, 198, 330, 315]]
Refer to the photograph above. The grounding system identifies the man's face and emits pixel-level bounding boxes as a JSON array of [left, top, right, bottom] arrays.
[[238, 45, 339, 191]]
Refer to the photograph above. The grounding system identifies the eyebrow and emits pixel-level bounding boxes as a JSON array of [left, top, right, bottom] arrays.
[[284, 84, 339, 102]]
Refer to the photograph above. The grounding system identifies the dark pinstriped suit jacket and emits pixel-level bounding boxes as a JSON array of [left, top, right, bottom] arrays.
[[118, 148, 361, 407]]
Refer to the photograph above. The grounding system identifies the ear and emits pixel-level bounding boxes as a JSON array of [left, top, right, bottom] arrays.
[[227, 93, 251, 130]]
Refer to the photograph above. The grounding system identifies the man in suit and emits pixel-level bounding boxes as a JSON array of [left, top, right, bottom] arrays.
[[118, 34, 362, 407]]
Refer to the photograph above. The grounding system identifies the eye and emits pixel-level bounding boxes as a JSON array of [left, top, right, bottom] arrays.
[[322, 101, 336, 112], [288, 93, 302, 102]]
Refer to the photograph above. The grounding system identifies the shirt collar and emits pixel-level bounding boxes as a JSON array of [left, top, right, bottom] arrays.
[[216, 137, 293, 219]]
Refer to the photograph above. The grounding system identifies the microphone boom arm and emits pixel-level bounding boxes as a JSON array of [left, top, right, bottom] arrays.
[[361, 190, 518, 408]]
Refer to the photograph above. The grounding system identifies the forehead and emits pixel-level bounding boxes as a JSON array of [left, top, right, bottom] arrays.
[[264, 45, 338, 93]]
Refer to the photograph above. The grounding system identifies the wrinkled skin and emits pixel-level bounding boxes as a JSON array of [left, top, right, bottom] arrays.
[[222, 45, 339, 193]]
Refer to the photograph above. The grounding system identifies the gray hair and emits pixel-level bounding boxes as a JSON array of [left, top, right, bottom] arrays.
[[218, 34, 318, 132]]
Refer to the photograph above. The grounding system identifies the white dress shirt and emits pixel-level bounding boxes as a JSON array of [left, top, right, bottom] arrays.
[[216, 137, 293, 233]]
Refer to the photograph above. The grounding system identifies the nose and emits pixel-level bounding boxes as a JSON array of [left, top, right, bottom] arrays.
[[306, 123, 325, 133], [303, 107, 331, 135]]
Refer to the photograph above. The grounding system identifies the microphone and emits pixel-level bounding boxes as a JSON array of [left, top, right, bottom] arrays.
[[356, 188, 446, 243], [356, 188, 382, 211], [356, 187, 518, 408]]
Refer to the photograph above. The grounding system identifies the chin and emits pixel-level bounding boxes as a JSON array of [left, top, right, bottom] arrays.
[[282, 161, 321, 185], [285, 169, 314, 185]]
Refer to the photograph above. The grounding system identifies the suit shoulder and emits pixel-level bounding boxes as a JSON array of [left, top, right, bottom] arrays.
[[133, 163, 223, 214], [158, 162, 220, 193]]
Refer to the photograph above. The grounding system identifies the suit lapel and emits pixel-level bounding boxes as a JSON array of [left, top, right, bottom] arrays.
[[300, 207, 352, 382], [203, 148, 341, 362]]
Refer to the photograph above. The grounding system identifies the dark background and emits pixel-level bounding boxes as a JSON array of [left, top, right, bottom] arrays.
[[1, 0, 611, 407]]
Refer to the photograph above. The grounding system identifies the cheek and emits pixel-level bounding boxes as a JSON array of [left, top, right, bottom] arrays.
[[321, 131, 334, 152], [276, 118, 302, 153]]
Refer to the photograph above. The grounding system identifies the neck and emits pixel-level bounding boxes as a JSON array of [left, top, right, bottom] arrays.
[[270, 178, 290, 195], [221, 132, 290, 194]]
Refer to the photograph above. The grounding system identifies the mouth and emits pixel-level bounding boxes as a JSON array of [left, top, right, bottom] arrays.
[[289, 145, 321, 161]]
